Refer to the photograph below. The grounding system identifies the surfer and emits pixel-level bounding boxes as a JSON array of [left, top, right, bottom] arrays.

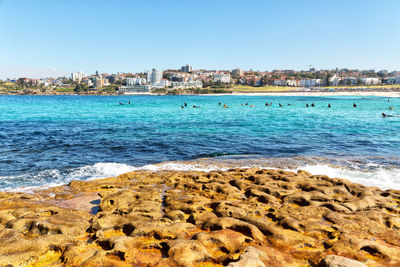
[[382, 113, 400, 117]]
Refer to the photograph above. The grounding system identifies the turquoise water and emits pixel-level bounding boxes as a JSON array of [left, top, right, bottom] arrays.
[[0, 95, 399, 190]]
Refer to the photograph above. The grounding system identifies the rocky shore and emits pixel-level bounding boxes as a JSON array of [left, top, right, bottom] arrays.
[[0, 168, 399, 266]]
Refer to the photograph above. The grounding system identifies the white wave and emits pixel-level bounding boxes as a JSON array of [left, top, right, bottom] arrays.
[[294, 164, 400, 190], [71, 162, 139, 181], [3, 161, 400, 192], [138, 162, 229, 172]]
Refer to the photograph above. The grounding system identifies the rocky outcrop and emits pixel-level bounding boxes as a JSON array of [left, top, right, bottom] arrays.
[[0, 168, 399, 266]]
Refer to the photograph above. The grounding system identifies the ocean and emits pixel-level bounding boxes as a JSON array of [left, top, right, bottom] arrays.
[[1, 95, 400, 191]]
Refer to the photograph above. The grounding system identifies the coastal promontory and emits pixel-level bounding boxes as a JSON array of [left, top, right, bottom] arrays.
[[0, 168, 399, 266]]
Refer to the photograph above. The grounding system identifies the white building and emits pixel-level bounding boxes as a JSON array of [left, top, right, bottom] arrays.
[[329, 75, 340, 86], [300, 79, 321, 87], [71, 71, 86, 82], [361, 77, 380, 85], [147, 69, 162, 84], [213, 73, 231, 83], [126, 77, 147, 86]]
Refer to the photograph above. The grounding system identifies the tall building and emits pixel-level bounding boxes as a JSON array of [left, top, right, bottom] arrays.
[[71, 71, 86, 81], [147, 69, 162, 84], [181, 64, 193, 73], [232, 68, 243, 76]]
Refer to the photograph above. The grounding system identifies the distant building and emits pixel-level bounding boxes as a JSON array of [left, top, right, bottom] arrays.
[[397, 76, 400, 84], [342, 77, 358, 86], [329, 75, 340, 86], [300, 79, 321, 87], [181, 64, 193, 73], [232, 68, 243, 76], [93, 77, 108, 88], [360, 77, 380, 85], [147, 69, 162, 84], [126, 77, 147, 86], [213, 73, 231, 83], [71, 71, 86, 82]]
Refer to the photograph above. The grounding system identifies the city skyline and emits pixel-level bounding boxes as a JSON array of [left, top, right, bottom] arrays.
[[1, 0, 400, 79]]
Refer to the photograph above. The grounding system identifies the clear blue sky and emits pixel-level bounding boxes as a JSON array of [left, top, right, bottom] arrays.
[[1, 0, 400, 78]]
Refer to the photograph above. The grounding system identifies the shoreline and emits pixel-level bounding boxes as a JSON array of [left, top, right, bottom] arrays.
[[0, 167, 399, 266]]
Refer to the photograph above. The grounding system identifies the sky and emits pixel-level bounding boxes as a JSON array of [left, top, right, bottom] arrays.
[[0, 0, 400, 78]]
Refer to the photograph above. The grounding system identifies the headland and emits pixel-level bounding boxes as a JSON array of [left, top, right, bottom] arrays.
[[0, 167, 399, 266]]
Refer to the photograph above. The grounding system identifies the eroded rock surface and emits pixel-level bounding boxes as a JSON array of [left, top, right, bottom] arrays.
[[0, 168, 399, 266]]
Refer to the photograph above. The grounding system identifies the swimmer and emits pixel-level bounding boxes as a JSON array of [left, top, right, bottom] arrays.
[[193, 105, 200, 108], [181, 105, 184, 108], [184, 102, 187, 107], [218, 102, 221, 105], [128, 101, 131, 104], [245, 103, 248, 106], [223, 103, 228, 108], [328, 103, 331, 108], [311, 103, 315, 107], [279, 103, 283, 107], [383, 113, 400, 117], [287, 103, 292, 106], [389, 106, 394, 110], [306, 103, 309, 107], [250, 104, 254, 107], [265, 102, 269, 106], [353, 103, 357, 108]]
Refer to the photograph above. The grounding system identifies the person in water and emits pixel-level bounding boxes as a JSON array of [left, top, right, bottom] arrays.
[[218, 102, 221, 105], [193, 105, 200, 108], [306, 103, 309, 107], [382, 113, 400, 117], [223, 103, 228, 108], [279, 103, 283, 107], [265, 102, 269, 106], [311, 103, 315, 107], [328, 103, 331, 108], [250, 104, 254, 107], [353, 103, 357, 108], [181, 105, 184, 109], [184, 102, 187, 107]]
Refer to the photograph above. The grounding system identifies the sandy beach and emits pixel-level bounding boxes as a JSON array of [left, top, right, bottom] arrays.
[[230, 91, 400, 97]]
